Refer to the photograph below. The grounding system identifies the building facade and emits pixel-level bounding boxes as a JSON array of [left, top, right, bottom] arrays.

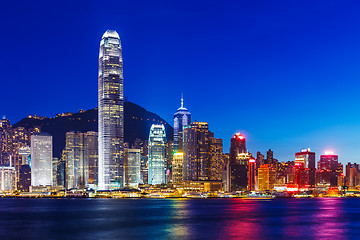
[[172, 152, 184, 184], [124, 149, 141, 188], [98, 30, 124, 190], [31, 133, 53, 186], [148, 124, 167, 185]]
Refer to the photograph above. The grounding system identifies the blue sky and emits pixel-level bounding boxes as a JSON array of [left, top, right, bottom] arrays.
[[1, 0, 360, 164]]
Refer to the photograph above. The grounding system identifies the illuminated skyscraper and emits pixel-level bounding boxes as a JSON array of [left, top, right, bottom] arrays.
[[209, 138, 224, 181], [98, 30, 124, 190], [124, 149, 141, 188], [172, 152, 184, 184], [318, 152, 339, 187], [295, 148, 316, 190], [229, 133, 248, 191], [183, 122, 212, 181], [248, 157, 256, 191], [85, 132, 98, 187], [31, 133, 53, 186], [258, 164, 277, 191], [173, 96, 191, 151], [148, 124, 167, 185], [0, 166, 15, 191]]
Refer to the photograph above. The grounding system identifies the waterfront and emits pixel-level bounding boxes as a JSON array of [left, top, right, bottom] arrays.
[[0, 198, 360, 239]]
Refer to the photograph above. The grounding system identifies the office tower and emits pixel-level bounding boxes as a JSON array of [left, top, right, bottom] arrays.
[[57, 157, 66, 187], [0, 166, 15, 191], [31, 133, 53, 186], [18, 164, 31, 191], [266, 149, 274, 164], [256, 151, 265, 169], [345, 163, 358, 187], [98, 30, 124, 190], [124, 149, 141, 188], [172, 152, 184, 184], [318, 152, 339, 187], [258, 164, 277, 191], [173, 96, 191, 152], [248, 157, 256, 191], [295, 148, 316, 190], [209, 138, 224, 181], [148, 124, 167, 185], [183, 122, 211, 181], [52, 158, 58, 186], [0, 119, 12, 166], [65, 132, 86, 189], [229, 133, 249, 191], [85, 132, 98, 186]]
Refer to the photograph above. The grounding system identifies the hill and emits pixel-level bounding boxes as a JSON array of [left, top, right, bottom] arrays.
[[13, 101, 173, 158]]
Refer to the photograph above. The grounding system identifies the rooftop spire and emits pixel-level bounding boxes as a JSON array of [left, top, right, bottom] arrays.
[[181, 93, 184, 108]]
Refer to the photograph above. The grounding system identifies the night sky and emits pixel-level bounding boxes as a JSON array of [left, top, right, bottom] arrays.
[[1, 1, 360, 164]]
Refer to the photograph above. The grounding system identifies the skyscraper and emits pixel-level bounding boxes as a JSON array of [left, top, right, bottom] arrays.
[[295, 148, 316, 190], [148, 124, 167, 185], [85, 132, 98, 186], [183, 121, 211, 181], [229, 133, 248, 191], [31, 133, 53, 186], [172, 152, 184, 184], [318, 152, 339, 187], [173, 96, 191, 151], [209, 137, 224, 181], [98, 30, 124, 190], [124, 149, 141, 188]]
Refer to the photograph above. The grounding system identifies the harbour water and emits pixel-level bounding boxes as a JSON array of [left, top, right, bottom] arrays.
[[0, 198, 359, 239]]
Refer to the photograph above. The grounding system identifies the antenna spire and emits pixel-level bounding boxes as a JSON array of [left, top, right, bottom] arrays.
[[181, 93, 184, 108]]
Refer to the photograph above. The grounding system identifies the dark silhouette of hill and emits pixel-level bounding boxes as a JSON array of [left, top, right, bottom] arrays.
[[12, 101, 173, 158]]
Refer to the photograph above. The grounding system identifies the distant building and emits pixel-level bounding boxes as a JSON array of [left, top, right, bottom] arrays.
[[172, 152, 184, 184], [258, 164, 277, 191], [248, 157, 256, 191], [318, 152, 339, 187], [209, 138, 224, 181], [31, 133, 53, 186], [0, 166, 15, 191], [345, 163, 358, 187], [124, 149, 141, 188], [173, 96, 191, 151], [229, 133, 248, 191], [85, 132, 98, 186], [18, 165, 31, 191], [148, 124, 167, 185], [183, 122, 211, 181], [295, 149, 316, 190]]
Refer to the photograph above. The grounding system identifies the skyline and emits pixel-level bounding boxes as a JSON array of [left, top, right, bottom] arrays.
[[2, 1, 360, 164]]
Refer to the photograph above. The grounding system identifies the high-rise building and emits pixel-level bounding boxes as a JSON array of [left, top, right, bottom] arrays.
[[183, 122, 211, 181], [148, 124, 167, 185], [229, 133, 248, 191], [173, 96, 191, 151], [256, 151, 265, 169], [18, 164, 31, 191], [172, 152, 184, 184], [31, 133, 53, 186], [98, 30, 124, 190], [0, 166, 15, 191], [124, 149, 141, 188], [248, 157, 256, 191], [266, 149, 274, 164], [345, 163, 358, 187], [258, 164, 277, 191], [295, 148, 316, 190], [209, 138, 224, 181], [318, 152, 339, 187], [64, 132, 86, 189], [85, 132, 98, 186]]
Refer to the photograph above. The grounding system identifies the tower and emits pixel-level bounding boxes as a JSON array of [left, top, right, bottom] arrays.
[[31, 133, 53, 186], [98, 30, 124, 190], [173, 95, 191, 151], [148, 124, 167, 185]]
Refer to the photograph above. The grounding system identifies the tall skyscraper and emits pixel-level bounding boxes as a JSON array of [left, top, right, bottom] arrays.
[[85, 132, 98, 186], [98, 30, 124, 190], [183, 121, 212, 181], [173, 96, 191, 151], [172, 152, 184, 184], [229, 133, 248, 191], [258, 164, 277, 191], [31, 133, 53, 186], [318, 152, 339, 187], [124, 149, 141, 188], [295, 148, 316, 190], [0, 166, 15, 191], [209, 137, 224, 181], [148, 124, 167, 185]]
